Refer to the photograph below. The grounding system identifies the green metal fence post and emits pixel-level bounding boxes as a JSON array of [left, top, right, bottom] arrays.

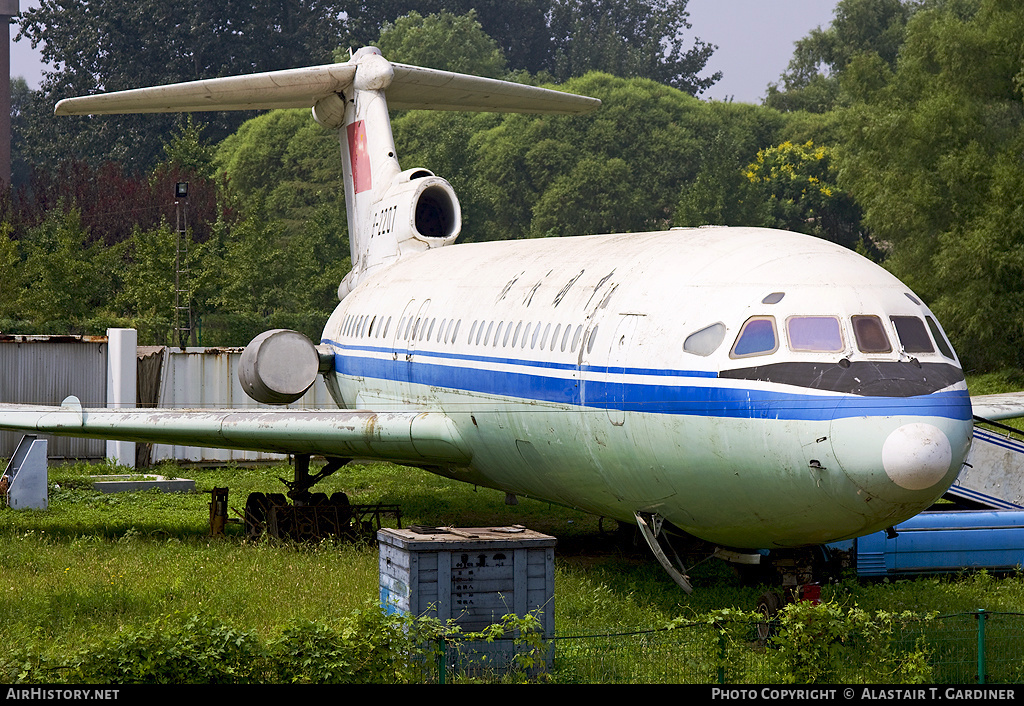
[[438, 636, 447, 685], [976, 609, 987, 685]]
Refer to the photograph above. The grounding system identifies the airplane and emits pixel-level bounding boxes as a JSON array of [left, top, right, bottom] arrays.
[[3, 46, 1023, 595]]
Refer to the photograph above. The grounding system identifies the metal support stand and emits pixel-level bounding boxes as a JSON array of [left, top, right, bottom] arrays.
[[3, 435, 48, 510]]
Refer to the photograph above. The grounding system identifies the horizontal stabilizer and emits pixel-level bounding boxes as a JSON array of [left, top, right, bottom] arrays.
[[55, 60, 601, 117], [0, 401, 471, 467], [971, 392, 1024, 421]]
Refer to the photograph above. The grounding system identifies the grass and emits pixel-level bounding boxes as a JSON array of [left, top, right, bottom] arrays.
[[3, 457, 1024, 682]]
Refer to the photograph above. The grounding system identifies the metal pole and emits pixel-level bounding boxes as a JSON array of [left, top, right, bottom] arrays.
[[977, 608, 987, 685], [0, 2, 20, 189]]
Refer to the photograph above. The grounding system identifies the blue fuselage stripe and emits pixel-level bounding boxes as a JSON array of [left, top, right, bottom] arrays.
[[323, 340, 972, 422]]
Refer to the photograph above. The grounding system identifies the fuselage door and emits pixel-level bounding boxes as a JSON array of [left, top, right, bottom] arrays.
[[605, 313, 642, 426]]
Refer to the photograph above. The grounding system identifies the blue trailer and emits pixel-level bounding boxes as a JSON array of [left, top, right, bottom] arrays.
[[831, 510, 1024, 577]]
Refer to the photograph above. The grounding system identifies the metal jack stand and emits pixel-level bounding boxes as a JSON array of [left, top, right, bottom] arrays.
[[4, 435, 48, 510]]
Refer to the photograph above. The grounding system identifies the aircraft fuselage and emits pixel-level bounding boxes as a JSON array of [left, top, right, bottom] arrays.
[[320, 226, 973, 550]]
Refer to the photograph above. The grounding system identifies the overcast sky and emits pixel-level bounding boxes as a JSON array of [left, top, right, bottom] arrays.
[[7, 1, 840, 105], [689, 0, 838, 103]]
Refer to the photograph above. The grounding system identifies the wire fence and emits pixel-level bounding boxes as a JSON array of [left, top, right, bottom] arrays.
[[426, 610, 1024, 684]]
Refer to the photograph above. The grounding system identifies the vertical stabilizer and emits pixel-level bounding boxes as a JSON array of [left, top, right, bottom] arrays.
[[318, 48, 464, 299], [314, 49, 402, 286], [52, 49, 600, 298]]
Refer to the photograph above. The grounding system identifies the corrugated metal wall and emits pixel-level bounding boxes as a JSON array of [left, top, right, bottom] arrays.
[[148, 347, 333, 465], [0, 336, 108, 460]]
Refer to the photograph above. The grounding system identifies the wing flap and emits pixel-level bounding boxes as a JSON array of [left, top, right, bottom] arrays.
[[0, 401, 471, 466], [972, 392, 1024, 422]]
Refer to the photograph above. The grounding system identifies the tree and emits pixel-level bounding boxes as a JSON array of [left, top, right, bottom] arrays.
[[346, 1, 719, 92], [838, 0, 1024, 370], [344, 0, 552, 74], [214, 108, 341, 234], [113, 222, 191, 345], [419, 73, 784, 241], [743, 141, 867, 251], [15, 0, 349, 173], [546, 0, 719, 94], [15, 208, 120, 332], [765, 0, 914, 112], [375, 10, 508, 78]]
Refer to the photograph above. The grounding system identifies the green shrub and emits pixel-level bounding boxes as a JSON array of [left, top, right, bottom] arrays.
[[764, 600, 934, 684]]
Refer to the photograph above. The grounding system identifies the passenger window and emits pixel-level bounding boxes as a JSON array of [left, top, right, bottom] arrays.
[[852, 315, 891, 353], [684, 322, 726, 357], [787, 316, 843, 352], [571, 325, 583, 352], [730, 317, 778, 358], [891, 316, 934, 354], [926, 316, 955, 359]]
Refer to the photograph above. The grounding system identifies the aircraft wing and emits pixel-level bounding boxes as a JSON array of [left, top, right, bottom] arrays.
[[0, 397, 471, 466], [971, 392, 1024, 422], [53, 61, 600, 117]]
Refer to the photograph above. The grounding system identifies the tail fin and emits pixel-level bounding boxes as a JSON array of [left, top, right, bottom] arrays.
[[55, 49, 601, 297]]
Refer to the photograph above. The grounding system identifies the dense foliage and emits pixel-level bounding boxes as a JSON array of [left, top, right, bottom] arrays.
[[4, 0, 1024, 373]]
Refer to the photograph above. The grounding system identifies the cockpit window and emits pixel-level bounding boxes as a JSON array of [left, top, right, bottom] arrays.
[[730, 316, 778, 358], [926, 316, 956, 359], [852, 315, 892, 353], [891, 316, 934, 354], [684, 322, 727, 356], [786, 316, 844, 352]]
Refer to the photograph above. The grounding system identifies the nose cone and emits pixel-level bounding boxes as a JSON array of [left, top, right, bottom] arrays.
[[827, 395, 973, 529], [881, 422, 954, 491]]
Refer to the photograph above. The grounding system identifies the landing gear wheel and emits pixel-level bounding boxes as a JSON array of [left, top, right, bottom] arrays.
[[756, 591, 784, 644], [244, 492, 268, 539]]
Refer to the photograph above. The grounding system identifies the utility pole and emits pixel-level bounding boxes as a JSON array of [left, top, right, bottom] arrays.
[[173, 182, 193, 348], [0, 1, 19, 189]]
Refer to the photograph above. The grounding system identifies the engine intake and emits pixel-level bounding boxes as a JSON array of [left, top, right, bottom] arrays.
[[238, 329, 320, 405], [382, 168, 461, 248]]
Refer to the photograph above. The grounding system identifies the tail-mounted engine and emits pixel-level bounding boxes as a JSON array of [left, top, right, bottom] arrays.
[[339, 167, 461, 300], [375, 167, 461, 249]]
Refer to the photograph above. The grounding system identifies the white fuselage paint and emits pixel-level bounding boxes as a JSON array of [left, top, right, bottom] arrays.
[[319, 226, 974, 550]]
